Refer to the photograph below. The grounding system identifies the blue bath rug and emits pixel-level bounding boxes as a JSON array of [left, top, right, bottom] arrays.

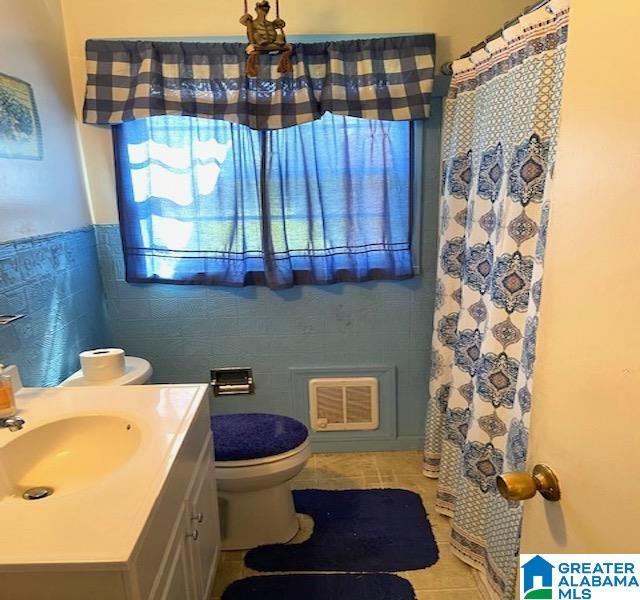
[[244, 488, 438, 572], [222, 574, 416, 600]]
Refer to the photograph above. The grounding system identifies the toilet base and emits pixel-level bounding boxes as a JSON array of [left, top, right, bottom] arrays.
[[219, 483, 300, 550]]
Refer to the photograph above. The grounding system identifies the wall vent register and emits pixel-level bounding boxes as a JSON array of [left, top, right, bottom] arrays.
[[309, 377, 379, 431]]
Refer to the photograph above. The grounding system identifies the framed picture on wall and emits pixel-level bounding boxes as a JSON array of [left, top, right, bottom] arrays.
[[0, 72, 43, 160]]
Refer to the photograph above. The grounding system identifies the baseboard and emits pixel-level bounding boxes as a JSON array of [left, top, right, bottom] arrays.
[[309, 435, 424, 453]]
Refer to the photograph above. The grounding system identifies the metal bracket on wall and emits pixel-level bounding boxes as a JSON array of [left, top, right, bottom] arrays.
[[0, 315, 25, 326]]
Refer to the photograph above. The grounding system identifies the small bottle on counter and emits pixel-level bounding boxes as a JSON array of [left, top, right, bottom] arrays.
[[0, 365, 16, 418]]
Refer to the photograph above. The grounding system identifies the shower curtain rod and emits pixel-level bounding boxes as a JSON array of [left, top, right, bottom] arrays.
[[440, 0, 551, 75]]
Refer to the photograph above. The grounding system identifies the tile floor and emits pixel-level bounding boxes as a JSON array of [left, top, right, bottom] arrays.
[[213, 451, 487, 599]]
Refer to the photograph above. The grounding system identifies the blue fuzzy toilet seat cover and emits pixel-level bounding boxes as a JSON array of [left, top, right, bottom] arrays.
[[212, 413, 309, 462]]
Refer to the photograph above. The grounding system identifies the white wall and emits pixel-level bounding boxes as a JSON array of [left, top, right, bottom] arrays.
[[0, 0, 91, 242], [60, 0, 530, 224]]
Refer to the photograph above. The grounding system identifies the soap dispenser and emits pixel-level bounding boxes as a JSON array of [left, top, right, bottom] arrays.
[[0, 365, 16, 418]]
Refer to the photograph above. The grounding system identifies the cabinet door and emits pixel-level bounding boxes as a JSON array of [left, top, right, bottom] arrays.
[[154, 508, 196, 600], [187, 451, 221, 600]]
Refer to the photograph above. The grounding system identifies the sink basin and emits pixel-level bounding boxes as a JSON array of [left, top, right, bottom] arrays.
[[0, 415, 141, 501], [0, 384, 207, 566]]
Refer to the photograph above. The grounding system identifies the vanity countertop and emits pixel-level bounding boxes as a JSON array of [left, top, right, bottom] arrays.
[[0, 384, 209, 570]]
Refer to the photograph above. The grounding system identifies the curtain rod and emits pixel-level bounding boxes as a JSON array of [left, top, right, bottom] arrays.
[[440, 0, 551, 75]]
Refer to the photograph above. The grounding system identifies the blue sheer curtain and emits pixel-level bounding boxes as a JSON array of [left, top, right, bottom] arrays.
[[114, 113, 414, 288], [114, 116, 264, 284]]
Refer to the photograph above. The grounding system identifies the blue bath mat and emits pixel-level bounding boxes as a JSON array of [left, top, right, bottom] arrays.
[[245, 488, 438, 572], [222, 574, 416, 599]]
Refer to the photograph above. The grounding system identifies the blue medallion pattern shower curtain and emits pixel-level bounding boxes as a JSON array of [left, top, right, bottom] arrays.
[[423, 2, 569, 598]]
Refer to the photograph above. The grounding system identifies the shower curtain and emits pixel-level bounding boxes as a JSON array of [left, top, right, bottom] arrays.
[[423, 1, 569, 597]]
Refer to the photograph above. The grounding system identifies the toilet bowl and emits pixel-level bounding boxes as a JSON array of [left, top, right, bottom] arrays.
[[212, 413, 311, 550]]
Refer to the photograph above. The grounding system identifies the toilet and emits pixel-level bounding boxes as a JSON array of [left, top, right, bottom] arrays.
[[60, 355, 310, 550], [212, 413, 311, 550]]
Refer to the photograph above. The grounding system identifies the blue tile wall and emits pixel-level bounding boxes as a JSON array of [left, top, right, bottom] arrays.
[[0, 228, 111, 386], [95, 99, 442, 451]]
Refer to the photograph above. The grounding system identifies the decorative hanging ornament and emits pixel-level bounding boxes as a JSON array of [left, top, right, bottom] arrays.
[[240, 0, 293, 77]]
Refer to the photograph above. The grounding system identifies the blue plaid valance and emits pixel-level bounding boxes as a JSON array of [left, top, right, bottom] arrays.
[[83, 35, 435, 130]]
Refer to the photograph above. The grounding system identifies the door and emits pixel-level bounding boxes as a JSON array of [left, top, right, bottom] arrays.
[[520, 0, 640, 562]]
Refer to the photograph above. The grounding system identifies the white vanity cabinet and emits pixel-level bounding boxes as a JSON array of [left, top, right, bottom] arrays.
[[0, 386, 221, 600]]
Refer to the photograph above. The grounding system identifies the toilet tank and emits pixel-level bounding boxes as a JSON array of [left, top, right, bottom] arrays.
[[59, 356, 153, 387]]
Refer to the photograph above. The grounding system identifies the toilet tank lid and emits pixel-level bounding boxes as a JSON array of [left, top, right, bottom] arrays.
[[59, 356, 153, 387], [212, 413, 309, 462]]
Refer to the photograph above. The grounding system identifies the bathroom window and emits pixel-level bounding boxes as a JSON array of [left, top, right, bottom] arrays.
[[113, 113, 421, 288]]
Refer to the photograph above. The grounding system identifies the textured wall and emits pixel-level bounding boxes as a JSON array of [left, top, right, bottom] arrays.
[[0, 228, 110, 386], [93, 101, 442, 451], [96, 227, 434, 449]]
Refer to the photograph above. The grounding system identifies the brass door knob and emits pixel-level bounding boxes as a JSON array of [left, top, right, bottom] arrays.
[[496, 464, 561, 502]]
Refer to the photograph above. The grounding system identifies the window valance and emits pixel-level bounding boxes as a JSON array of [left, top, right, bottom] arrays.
[[83, 35, 435, 130]]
